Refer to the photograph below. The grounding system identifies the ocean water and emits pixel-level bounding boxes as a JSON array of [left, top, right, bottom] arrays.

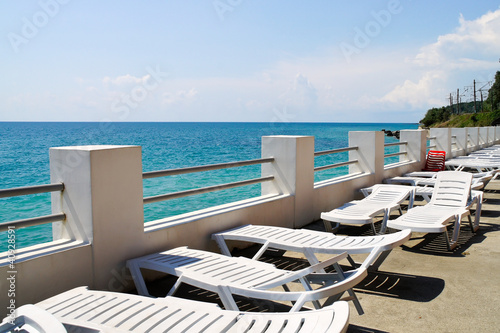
[[0, 122, 418, 250]]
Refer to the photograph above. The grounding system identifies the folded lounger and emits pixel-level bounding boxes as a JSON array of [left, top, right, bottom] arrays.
[[212, 224, 411, 272], [320, 184, 414, 234], [387, 171, 473, 250], [127, 246, 367, 314], [1, 286, 350, 333]]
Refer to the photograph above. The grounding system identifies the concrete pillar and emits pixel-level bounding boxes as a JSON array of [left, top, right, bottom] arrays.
[[466, 127, 479, 152], [399, 130, 427, 168], [430, 128, 452, 158], [451, 128, 468, 156], [479, 127, 488, 148], [50, 145, 144, 290], [261, 136, 314, 228], [348, 131, 384, 184], [486, 126, 494, 146]]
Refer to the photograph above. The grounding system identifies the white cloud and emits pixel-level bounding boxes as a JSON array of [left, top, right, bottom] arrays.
[[103, 74, 151, 88], [162, 88, 198, 105], [279, 73, 318, 112], [384, 9, 500, 110], [381, 70, 447, 108]]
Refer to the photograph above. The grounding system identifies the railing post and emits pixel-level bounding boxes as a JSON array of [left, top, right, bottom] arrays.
[[430, 128, 452, 157], [348, 131, 384, 184], [50, 145, 144, 290], [399, 130, 426, 167], [479, 127, 488, 148], [467, 127, 479, 152], [452, 128, 468, 156], [262, 136, 314, 228], [486, 126, 494, 146]]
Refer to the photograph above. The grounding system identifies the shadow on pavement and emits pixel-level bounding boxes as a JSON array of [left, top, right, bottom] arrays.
[[355, 270, 445, 302]]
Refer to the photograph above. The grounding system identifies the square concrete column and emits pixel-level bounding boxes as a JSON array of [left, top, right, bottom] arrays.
[[430, 128, 452, 157], [466, 127, 479, 152], [478, 127, 488, 148], [349, 131, 384, 184], [262, 136, 314, 228], [399, 130, 427, 167], [50, 145, 144, 290], [486, 127, 495, 146], [451, 128, 467, 156]]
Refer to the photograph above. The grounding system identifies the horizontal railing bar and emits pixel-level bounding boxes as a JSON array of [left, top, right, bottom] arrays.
[[0, 213, 66, 233], [143, 158, 275, 179], [427, 145, 437, 149], [384, 151, 407, 158], [144, 176, 275, 204], [314, 160, 358, 172], [0, 183, 64, 199], [451, 135, 457, 138], [428, 136, 437, 140], [314, 146, 358, 157], [384, 141, 407, 147]]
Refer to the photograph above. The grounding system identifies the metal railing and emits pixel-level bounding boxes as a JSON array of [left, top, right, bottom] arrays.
[[383, 141, 409, 160], [451, 135, 460, 152], [0, 183, 65, 233], [313, 146, 359, 173], [143, 158, 275, 205]]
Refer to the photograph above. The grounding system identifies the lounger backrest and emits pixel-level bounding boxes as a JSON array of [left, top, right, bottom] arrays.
[[365, 185, 410, 204], [430, 171, 472, 207], [423, 150, 446, 171]]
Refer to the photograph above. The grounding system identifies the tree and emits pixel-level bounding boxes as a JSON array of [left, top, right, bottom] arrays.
[[486, 71, 500, 111], [420, 106, 451, 127]]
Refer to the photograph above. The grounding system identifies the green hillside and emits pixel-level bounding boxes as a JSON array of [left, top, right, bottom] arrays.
[[420, 71, 500, 128]]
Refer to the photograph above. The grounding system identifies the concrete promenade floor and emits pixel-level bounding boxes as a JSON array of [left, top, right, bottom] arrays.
[[328, 178, 500, 332], [146, 179, 500, 333]]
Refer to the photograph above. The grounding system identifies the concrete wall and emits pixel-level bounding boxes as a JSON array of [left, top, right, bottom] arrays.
[[0, 127, 498, 313]]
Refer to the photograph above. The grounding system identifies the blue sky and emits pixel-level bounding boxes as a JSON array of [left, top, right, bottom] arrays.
[[1, 1, 500, 123]]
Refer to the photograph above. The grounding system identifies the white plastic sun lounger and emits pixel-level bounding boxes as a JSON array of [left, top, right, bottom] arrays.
[[212, 224, 411, 272], [361, 185, 483, 233], [321, 184, 414, 234], [386, 172, 490, 190], [387, 171, 473, 250], [11, 286, 349, 333], [127, 246, 367, 314], [0, 304, 66, 333]]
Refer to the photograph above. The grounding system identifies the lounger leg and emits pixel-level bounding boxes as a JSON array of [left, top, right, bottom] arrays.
[[368, 250, 391, 272], [446, 215, 462, 251], [167, 275, 184, 297], [332, 263, 364, 315], [298, 277, 322, 310], [473, 193, 482, 232], [444, 229, 453, 251], [467, 215, 474, 233], [377, 209, 389, 235], [252, 241, 271, 261], [324, 220, 340, 233], [217, 285, 240, 311], [126, 261, 151, 297], [212, 234, 232, 256]]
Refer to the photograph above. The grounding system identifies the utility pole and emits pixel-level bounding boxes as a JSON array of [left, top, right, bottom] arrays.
[[473, 80, 477, 113], [457, 88, 460, 114], [449, 93, 453, 114]]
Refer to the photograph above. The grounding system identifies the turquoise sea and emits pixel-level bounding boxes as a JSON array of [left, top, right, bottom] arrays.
[[0, 122, 418, 250]]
